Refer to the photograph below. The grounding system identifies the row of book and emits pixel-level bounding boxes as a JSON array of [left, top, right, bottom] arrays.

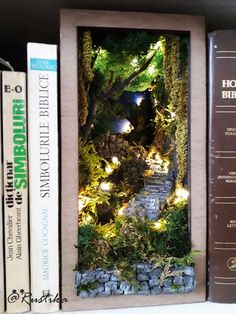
[[0, 43, 59, 313]]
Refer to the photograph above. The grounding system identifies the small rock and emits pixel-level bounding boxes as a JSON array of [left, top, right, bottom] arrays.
[[173, 276, 183, 285], [139, 281, 149, 291], [149, 279, 160, 287], [163, 287, 177, 294], [110, 135, 116, 142], [89, 289, 98, 298], [97, 284, 105, 293], [120, 281, 131, 292], [163, 277, 173, 288], [185, 285, 195, 293], [113, 289, 124, 295], [75, 272, 82, 286], [111, 274, 120, 281], [149, 268, 162, 279], [81, 271, 96, 285], [105, 281, 118, 292], [138, 290, 150, 295], [151, 286, 162, 295], [97, 272, 110, 283], [177, 286, 185, 293], [183, 275, 194, 287], [183, 266, 194, 276], [97, 290, 111, 297], [137, 272, 149, 281], [136, 264, 145, 271], [79, 290, 90, 298]]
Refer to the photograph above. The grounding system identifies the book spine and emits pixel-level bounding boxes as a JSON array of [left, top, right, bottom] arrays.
[[2, 71, 30, 313], [208, 30, 236, 303], [0, 73, 5, 313], [27, 43, 59, 313]]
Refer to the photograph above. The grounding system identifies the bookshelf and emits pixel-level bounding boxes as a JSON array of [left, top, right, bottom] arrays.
[[1, 1, 236, 313]]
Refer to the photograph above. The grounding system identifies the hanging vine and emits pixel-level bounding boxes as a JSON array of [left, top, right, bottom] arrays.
[[163, 36, 188, 185], [78, 31, 95, 127]]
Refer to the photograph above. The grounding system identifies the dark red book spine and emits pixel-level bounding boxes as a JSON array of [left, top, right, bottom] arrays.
[[208, 30, 236, 303]]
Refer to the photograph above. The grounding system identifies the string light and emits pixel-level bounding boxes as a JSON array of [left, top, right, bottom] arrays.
[[100, 182, 112, 191]]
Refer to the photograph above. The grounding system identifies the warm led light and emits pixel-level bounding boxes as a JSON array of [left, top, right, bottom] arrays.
[[153, 219, 167, 231], [105, 165, 113, 174], [85, 215, 93, 223], [118, 208, 124, 216], [131, 57, 138, 67], [100, 182, 112, 191], [78, 196, 91, 211], [148, 64, 155, 74], [112, 156, 119, 165], [176, 187, 189, 200]]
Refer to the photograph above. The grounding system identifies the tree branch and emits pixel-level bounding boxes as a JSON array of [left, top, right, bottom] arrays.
[[102, 52, 156, 100]]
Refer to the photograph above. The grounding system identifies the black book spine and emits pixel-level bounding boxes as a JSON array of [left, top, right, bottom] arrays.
[[208, 30, 236, 303]]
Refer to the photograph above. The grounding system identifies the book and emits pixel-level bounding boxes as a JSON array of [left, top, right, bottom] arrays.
[[27, 43, 59, 313], [208, 30, 236, 303], [1, 71, 30, 313], [0, 73, 5, 313]]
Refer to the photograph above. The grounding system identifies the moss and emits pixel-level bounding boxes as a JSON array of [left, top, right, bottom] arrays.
[[78, 31, 95, 127], [82, 31, 94, 83], [162, 36, 188, 185]]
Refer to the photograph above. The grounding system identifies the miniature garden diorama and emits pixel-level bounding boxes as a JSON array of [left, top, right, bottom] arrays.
[[76, 29, 198, 298]]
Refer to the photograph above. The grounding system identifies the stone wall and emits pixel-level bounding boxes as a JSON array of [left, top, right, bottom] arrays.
[[97, 134, 129, 159], [75, 264, 196, 298]]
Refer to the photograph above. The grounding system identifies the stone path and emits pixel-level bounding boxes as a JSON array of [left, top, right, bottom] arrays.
[[126, 158, 174, 221]]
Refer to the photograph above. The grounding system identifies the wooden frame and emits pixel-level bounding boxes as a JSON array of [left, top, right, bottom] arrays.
[[60, 9, 206, 311]]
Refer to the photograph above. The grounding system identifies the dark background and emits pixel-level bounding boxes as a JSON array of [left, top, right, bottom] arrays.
[[0, 0, 236, 71]]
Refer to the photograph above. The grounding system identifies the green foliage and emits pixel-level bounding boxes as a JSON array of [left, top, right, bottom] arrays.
[[162, 35, 189, 184], [76, 198, 194, 285], [79, 142, 111, 223], [159, 200, 191, 257], [78, 31, 95, 127], [93, 31, 163, 96], [77, 32, 192, 287], [127, 51, 164, 92], [79, 142, 107, 189]]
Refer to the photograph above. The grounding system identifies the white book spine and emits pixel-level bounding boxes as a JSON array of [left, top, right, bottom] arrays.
[[2, 71, 30, 313], [27, 43, 59, 313], [0, 73, 5, 313]]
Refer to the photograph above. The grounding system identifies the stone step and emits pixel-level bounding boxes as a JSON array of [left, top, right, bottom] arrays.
[[146, 180, 165, 185]]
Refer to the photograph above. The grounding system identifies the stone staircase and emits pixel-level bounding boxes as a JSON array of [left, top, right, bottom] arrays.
[[126, 159, 174, 221]]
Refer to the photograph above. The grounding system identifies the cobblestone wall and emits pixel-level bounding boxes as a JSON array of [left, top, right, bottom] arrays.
[[75, 264, 196, 298]]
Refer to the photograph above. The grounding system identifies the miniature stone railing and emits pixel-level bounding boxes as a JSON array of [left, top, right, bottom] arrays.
[[75, 263, 196, 298]]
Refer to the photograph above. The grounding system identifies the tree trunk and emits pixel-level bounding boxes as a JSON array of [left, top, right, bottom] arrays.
[[80, 52, 156, 143], [80, 91, 97, 144]]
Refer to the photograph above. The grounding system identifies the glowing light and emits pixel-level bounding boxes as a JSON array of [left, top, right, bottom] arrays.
[[118, 204, 128, 216], [176, 187, 189, 200], [112, 156, 119, 165], [135, 96, 143, 106], [118, 208, 125, 216], [85, 215, 93, 223], [131, 57, 138, 67], [153, 41, 162, 50], [105, 165, 113, 174], [120, 120, 133, 133], [100, 182, 112, 191], [174, 187, 189, 204], [78, 196, 91, 211], [153, 219, 167, 231], [148, 64, 155, 75]]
